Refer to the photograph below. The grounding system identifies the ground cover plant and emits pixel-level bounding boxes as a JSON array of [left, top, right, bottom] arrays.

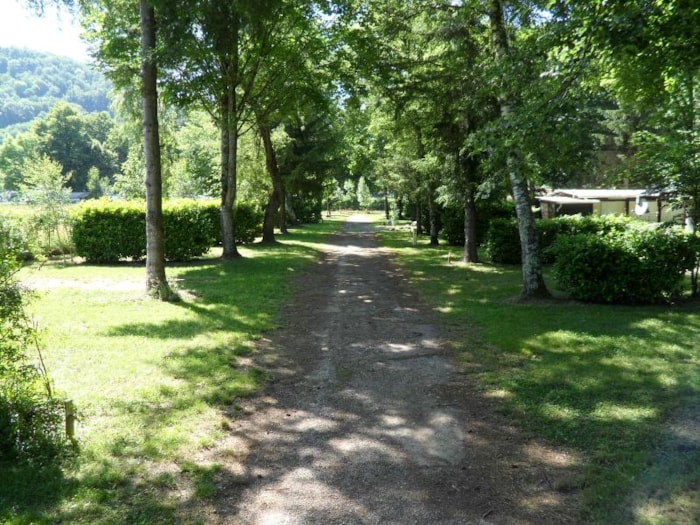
[[0, 217, 344, 524], [378, 224, 700, 524]]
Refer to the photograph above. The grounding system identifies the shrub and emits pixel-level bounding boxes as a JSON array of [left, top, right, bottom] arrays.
[[441, 200, 516, 247], [234, 201, 264, 243], [72, 199, 145, 263], [1, 226, 67, 463], [552, 226, 696, 304], [163, 200, 219, 259], [72, 199, 263, 263], [484, 217, 522, 264], [539, 215, 633, 263], [484, 214, 636, 265], [291, 195, 323, 224], [0, 215, 36, 261]]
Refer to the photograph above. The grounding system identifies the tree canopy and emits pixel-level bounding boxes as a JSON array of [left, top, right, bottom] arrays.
[[4, 0, 699, 295]]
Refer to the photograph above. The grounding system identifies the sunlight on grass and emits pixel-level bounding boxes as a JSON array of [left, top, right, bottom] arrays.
[[376, 226, 700, 524], [1, 218, 344, 524]]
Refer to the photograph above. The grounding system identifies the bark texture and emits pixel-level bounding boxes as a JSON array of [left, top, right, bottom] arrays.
[[489, 0, 549, 298], [463, 187, 479, 263], [220, 62, 241, 260], [259, 120, 284, 244], [140, 0, 174, 300]]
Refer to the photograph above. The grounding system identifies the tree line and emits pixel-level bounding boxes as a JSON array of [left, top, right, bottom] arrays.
[[8, 0, 700, 299], [0, 47, 111, 134]]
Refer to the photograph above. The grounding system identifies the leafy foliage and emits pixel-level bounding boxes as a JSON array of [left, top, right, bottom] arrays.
[[0, 218, 66, 464], [485, 214, 636, 265], [441, 200, 515, 247], [71, 199, 263, 263], [0, 47, 111, 133], [233, 202, 265, 244], [71, 199, 146, 263], [484, 217, 521, 265], [552, 226, 696, 304], [19, 155, 73, 256]]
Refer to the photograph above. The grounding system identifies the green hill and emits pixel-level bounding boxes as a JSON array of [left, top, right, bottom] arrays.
[[0, 47, 111, 135]]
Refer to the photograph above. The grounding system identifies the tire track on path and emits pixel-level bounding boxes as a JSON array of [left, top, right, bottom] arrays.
[[206, 215, 582, 524]]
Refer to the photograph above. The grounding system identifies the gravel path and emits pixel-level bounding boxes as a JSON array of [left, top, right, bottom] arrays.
[[206, 215, 581, 524]]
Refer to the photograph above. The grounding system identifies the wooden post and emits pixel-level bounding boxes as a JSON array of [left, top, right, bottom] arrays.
[[65, 400, 75, 440]]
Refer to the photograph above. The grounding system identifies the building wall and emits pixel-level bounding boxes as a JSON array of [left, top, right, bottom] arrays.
[[595, 200, 683, 223]]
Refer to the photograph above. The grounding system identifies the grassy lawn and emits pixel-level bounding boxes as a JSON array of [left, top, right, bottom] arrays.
[[0, 217, 344, 525], [377, 224, 700, 524]]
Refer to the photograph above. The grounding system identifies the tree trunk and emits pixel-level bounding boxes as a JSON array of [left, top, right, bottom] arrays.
[[489, 0, 548, 298], [384, 187, 390, 221], [428, 192, 439, 246], [463, 187, 479, 263], [140, 0, 174, 300], [220, 64, 241, 260], [259, 119, 283, 244], [284, 191, 297, 227], [415, 200, 423, 236], [280, 182, 289, 233]]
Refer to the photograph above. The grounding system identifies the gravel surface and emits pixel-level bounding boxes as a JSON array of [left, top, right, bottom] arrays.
[[204, 215, 582, 524]]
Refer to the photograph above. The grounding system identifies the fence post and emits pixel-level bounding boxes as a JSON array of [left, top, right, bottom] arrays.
[[65, 399, 76, 441]]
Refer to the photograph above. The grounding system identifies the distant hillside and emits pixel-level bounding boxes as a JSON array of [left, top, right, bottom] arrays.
[[0, 47, 112, 131]]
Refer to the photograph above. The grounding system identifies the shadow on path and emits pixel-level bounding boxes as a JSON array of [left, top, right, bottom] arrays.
[[204, 215, 582, 525]]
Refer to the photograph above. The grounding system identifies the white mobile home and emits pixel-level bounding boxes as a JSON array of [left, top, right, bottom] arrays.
[[537, 189, 684, 224]]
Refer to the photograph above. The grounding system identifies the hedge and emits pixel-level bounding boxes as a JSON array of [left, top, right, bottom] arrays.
[[551, 226, 696, 304], [441, 200, 516, 247], [483, 214, 636, 265], [72, 199, 263, 263]]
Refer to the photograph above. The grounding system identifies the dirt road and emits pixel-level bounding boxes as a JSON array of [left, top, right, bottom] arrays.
[[206, 216, 581, 524]]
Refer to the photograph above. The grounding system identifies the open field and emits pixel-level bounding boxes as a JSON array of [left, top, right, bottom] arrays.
[[377, 224, 700, 523]]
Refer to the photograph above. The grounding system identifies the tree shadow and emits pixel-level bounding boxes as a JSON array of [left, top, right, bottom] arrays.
[[187, 223, 586, 524], [375, 236, 700, 520]]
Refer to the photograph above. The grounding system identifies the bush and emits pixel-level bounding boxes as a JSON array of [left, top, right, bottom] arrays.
[[552, 226, 696, 304], [539, 215, 633, 263], [291, 196, 323, 224], [484, 214, 636, 265], [72, 199, 263, 263], [441, 200, 516, 247], [234, 201, 264, 243], [484, 217, 522, 264], [163, 200, 219, 259], [72, 199, 145, 263], [0, 215, 36, 261], [1, 224, 67, 463]]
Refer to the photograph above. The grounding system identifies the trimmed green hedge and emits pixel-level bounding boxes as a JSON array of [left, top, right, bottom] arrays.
[[483, 214, 636, 265], [72, 199, 263, 263], [484, 217, 522, 264], [72, 200, 145, 263], [483, 214, 698, 303], [441, 200, 516, 247], [551, 226, 696, 304]]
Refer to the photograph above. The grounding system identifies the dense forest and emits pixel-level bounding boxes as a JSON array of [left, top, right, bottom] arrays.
[[0, 47, 111, 138]]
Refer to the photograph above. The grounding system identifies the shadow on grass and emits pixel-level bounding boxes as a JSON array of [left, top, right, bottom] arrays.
[[186, 219, 584, 524], [0, 463, 78, 524], [1, 224, 341, 524], [378, 230, 700, 522]]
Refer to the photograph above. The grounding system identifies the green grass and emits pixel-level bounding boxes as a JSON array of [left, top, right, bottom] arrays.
[[0, 217, 344, 525], [377, 226, 700, 524]]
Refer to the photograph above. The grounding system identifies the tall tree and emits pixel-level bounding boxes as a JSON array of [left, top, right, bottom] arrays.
[[156, 0, 287, 259], [139, 0, 174, 299], [488, 0, 548, 298]]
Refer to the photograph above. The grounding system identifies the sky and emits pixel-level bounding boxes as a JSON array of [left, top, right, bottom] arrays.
[[0, 0, 90, 62]]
